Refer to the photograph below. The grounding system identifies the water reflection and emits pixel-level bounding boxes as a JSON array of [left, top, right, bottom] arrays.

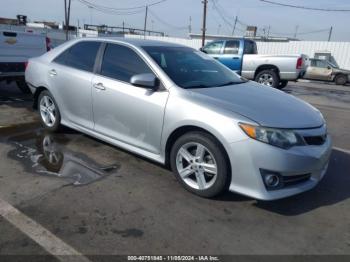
[[3, 126, 120, 185]]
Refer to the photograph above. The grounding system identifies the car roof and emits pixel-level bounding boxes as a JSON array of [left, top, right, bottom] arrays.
[[78, 37, 191, 49]]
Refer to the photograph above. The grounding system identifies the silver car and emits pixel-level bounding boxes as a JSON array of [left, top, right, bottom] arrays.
[[25, 38, 332, 200]]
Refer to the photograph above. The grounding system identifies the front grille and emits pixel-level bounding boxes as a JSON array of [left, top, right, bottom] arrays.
[[303, 135, 326, 145], [0, 62, 25, 73], [283, 173, 311, 187]]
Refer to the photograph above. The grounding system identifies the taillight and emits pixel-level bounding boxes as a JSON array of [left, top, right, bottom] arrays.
[[296, 57, 303, 69], [46, 37, 51, 51], [24, 61, 29, 71]]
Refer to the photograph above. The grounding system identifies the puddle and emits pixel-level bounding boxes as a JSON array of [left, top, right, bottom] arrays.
[[0, 123, 120, 186]]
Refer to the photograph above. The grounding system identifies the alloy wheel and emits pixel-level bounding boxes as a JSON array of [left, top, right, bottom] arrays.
[[40, 95, 56, 127], [176, 142, 218, 190]]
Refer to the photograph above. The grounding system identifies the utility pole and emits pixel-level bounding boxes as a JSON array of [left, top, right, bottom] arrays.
[[293, 25, 299, 39], [201, 0, 208, 47], [64, 0, 72, 40], [328, 26, 333, 42], [144, 5, 148, 39], [188, 16, 192, 34], [122, 21, 125, 34], [267, 25, 271, 39], [232, 16, 237, 35]]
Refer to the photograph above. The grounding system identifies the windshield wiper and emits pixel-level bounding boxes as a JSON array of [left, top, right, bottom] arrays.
[[217, 81, 242, 87], [184, 84, 211, 89]]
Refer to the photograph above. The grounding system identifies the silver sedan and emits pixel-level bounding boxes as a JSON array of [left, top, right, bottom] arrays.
[[25, 38, 332, 200]]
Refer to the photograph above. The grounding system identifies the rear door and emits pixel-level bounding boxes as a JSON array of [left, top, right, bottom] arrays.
[[91, 43, 169, 154], [48, 41, 101, 129], [219, 40, 242, 72]]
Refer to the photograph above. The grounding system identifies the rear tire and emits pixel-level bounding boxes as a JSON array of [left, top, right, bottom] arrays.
[[278, 80, 288, 89], [335, 74, 347, 85], [170, 131, 229, 198], [16, 80, 31, 94], [38, 90, 61, 132], [254, 69, 280, 88]]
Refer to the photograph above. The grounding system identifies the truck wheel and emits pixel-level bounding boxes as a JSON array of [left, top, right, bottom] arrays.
[[255, 70, 280, 88], [278, 80, 288, 89], [335, 74, 347, 85], [16, 80, 31, 94], [170, 131, 229, 198]]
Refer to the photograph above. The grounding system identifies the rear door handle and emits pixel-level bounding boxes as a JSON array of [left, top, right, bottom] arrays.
[[49, 69, 57, 76], [213, 57, 219, 60], [93, 82, 106, 91], [232, 57, 239, 60]]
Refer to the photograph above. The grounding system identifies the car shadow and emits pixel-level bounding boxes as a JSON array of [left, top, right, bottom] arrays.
[[254, 149, 350, 216]]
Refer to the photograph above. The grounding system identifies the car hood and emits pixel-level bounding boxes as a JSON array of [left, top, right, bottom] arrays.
[[188, 81, 324, 129]]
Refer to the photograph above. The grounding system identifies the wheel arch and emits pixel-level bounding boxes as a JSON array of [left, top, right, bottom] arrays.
[[254, 64, 280, 78], [33, 86, 49, 109]]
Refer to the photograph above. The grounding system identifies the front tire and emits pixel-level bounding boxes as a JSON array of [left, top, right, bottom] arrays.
[[255, 69, 280, 88], [335, 74, 347, 85], [278, 80, 288, 89], [170, 131, 229, 198], [38, 90, 61, 132]]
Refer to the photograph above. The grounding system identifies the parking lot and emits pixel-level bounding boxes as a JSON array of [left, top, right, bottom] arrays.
[[0, 80, 350, 259]]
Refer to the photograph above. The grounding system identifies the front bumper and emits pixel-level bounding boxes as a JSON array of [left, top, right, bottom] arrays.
[[227, 133, 332, 200]]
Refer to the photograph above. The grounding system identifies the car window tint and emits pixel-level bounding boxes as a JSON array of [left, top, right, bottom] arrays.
[[224, 40, 240, 54], [243, 41, 257, 54], [100, 44, 152, 82], [203, 41, 223, 54], [54, 41, 100, 72]]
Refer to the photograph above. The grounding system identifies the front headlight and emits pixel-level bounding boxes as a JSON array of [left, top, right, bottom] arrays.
[[239, 123, 305, 149]]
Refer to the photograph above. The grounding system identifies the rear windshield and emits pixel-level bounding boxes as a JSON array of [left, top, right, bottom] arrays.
[[142, 46, 245, 89]]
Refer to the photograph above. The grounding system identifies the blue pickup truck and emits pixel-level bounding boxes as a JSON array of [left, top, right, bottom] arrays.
[[201, 39, 307, 89]]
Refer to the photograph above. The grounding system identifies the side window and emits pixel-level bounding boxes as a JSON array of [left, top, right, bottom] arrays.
[[315, 60, 327, 68], [243, 41, 257, 54], [310, 60, 317, 67], [224, 40, 240, 54], [203, 41, 223, 55], [54, 41, 100, 72], [100, 44, 152, 82]]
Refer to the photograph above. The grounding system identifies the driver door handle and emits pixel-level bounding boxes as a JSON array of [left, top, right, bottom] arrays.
[[93, 82, 106, 91]]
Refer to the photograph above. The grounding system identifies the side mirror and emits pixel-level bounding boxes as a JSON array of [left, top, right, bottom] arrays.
[[130, 73, 159, 90], [327, 66, 332, 70], [199, 47, 207, 53]]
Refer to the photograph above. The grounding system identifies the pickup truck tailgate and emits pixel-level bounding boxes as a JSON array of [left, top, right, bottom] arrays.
[[0, 31, 46, 63]]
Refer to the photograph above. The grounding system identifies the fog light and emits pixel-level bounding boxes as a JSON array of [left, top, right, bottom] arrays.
[[264, 174, 280, 187], [260, 169, 284, 190]]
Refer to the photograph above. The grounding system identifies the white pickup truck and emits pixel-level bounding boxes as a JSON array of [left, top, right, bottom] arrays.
[[0, 30, 51, 93]]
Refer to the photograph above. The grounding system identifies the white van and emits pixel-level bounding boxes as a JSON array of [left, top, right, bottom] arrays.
[[0, 30, 50, 93]]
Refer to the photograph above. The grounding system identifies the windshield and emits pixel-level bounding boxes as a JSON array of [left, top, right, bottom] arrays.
[[142, 46, 246, 89]]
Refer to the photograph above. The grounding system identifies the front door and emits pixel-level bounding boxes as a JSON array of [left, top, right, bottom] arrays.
[[305, 59, 332, 81], [92, 43, 169, 154]]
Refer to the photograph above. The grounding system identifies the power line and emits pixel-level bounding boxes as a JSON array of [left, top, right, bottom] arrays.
[[76, 0, 167, 15], [78, 0, 168, 10], [148, 9, 187, 30], [259, 0, 350, 12]]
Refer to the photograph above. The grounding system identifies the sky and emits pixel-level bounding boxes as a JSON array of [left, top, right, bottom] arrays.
[[1, 0, 350, 41]]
